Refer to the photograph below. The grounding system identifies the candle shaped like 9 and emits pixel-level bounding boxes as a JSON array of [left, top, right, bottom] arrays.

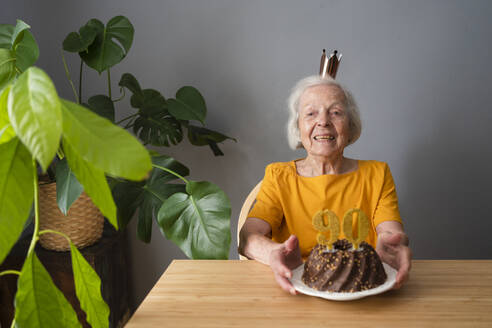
[[312, 209, 339, 250], [312, 208, 370, 249]]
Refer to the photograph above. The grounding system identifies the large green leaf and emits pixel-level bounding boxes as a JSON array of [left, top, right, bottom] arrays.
[[0, 85, 15, 144], [137, 183, 187, 243], [112, 155, 188, 241], [14, 30, 39, 72], [11, 19, 30, 48], [0, 138, 33, 264], [131, 88, 165, 112], [62, 24, 99, 53], [187, 124, 236, 156], [118, 72, 143, 99], [0, 24, 14, 49], [70, 242, 109, 328], [60, 99, 151, 180], [138, 157, 188, 243], [137, 196, 154, 243], [118, 73, 183, 147], [150, 155, 189, 184], [0, 20, 39, 72], [8, 67, 61, 171], [157, 181, 231, 259], [112, 180, 145, 230], [87, 94, 115, 122], [56, 157, 83, 215], [80, 16, 134, 73], [167, 86, 207, 124], [144, 156, 189, 243], [14, 252, 82, 328], [63, 138, 118, 229], [126, 85, 183, 147], [0, 48, 16, 92], [187, 124, 236, 146]]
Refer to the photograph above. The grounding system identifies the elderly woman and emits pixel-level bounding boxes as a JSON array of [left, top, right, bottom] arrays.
[[238, 75, 412, 295]]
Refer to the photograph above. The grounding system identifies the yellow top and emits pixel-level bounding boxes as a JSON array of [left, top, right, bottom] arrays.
[[247, 159, 403, 259]]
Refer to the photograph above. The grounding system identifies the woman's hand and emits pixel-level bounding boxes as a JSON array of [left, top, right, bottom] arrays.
[[239, 219, 302, 295], [376, 231, 412, 289], [238, 218, 302, 295], [268, 235, 303, 295]]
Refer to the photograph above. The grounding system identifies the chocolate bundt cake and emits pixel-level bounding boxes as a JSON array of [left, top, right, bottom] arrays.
[[302, 239, 387, 292]]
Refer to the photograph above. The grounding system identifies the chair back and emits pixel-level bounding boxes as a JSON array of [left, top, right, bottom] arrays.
[[237, 180, 262, 260]]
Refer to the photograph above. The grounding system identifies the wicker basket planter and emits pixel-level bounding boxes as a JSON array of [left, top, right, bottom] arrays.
[[38, 182, 104, 251]]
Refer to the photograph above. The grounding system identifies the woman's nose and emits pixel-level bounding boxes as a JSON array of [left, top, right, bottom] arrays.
[[317, 113, 332, 126]]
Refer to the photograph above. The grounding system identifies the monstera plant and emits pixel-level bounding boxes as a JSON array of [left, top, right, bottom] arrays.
[[61, 16, 234, 256], [0, 18, 232, 327]]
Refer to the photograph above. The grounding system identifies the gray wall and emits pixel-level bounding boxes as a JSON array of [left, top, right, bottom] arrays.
[[3, 0, 492, 310]]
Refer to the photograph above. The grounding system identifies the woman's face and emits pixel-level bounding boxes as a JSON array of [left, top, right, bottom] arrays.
[[298, 84, 350, 158]]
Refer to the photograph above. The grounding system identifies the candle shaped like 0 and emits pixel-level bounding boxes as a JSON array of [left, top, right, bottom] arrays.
[[342, 208, 369, 249]]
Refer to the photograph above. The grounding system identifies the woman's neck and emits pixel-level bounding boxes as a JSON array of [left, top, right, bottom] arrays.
[[297, 154, 355, 177]]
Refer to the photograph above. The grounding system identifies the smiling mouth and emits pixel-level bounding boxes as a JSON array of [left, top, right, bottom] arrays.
[[314, 135, 335, 141]]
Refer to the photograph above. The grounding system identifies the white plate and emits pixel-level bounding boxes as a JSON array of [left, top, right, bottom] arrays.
[[289, 263, 397, 301]]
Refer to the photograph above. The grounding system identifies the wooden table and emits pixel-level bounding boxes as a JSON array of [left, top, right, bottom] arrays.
[[126, 260, 492, 327]]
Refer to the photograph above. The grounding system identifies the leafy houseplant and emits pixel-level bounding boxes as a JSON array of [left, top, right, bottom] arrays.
[[0, 20, 151, 327], [0, 18, 233, 327], [61, 15, 235, 257]]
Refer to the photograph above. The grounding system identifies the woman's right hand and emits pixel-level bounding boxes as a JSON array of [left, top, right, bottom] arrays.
[[268, 235, 303, 295], [239, 219, 302, 295]]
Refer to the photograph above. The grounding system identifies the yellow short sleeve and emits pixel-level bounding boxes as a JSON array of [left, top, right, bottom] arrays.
[[373, 163, 403, 227], [247, 164, 284, 231]]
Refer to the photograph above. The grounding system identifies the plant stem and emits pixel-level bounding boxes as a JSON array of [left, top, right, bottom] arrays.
[[115, 113, 138, 125], [113, 87, 126, 103], [61, 50, 78, 102], [57, 147, 65, 160], [2, 58, 16, 69], [78, 59, 83, 104], [0, 270, 21, 277], [152, 164, 189, 183], [39, 229, 71, 243], [107, 69, 112, 99], [27, 159, 40, 256], [3, 58, 16, 64]]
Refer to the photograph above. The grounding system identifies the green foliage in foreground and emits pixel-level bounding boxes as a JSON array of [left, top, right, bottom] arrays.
[[0, 17, 233, 327]]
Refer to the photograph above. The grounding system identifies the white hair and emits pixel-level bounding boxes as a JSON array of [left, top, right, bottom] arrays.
[[286, 75, 362, 150]]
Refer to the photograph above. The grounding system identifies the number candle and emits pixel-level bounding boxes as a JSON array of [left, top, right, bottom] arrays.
[[342, 208, 369, 249], [312, 209, 340, 250]]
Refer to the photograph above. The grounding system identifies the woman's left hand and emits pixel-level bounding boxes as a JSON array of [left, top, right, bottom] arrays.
[[376, 231, 412, 289]]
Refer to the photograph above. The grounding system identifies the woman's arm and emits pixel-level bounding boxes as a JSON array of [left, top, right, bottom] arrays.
[[238, 217, 276, 264], [239, 218, 302, 295]]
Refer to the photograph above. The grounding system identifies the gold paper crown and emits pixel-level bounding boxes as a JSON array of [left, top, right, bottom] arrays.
[[319, 49, 342, 79]]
